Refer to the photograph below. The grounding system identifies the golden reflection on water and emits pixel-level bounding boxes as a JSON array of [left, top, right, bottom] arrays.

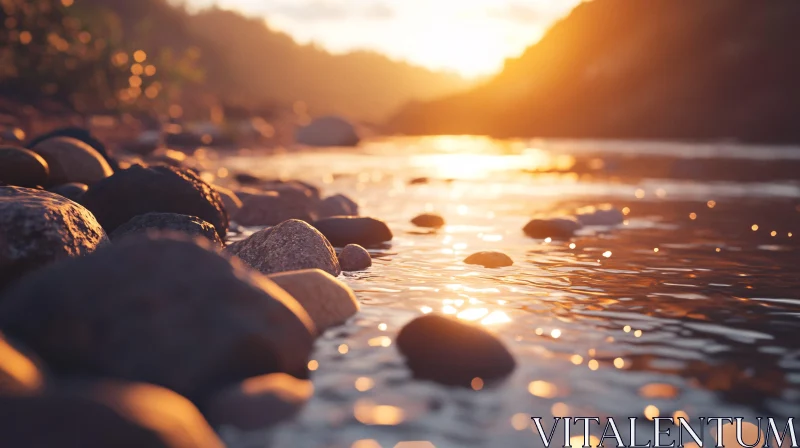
[[354, 399, 406, 426]]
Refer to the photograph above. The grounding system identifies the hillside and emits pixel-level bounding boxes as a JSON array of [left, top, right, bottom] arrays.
[[386, 0, 800, 143]]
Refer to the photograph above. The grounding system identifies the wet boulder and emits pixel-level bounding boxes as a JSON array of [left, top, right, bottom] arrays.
[[0, 234, 315, 400], [0, 186, 108, 291], [203, 373, 313, 431], [523, 217, 582, 240], [28, 126, 119, 171], [397, 314, 516, 387], [233, 189, 313, 227], [338, 244, 372, 271], [0, 146, 49, 187], [312, 216, 393, 247], [267, 269, 359, 332], [295, 115, 360, 147], [575, 205, 625, 226], [31, 137, 113, 186], [79, 164, 228, 239], [226, 219, 340, 277], [464, 251, 513, 268], [110, 213, 223, 247], [411, 213, 445, 229], [48, 182, 88, 201], [0, 381, 224, 448], [317, 194, 359, 218], [0, 336, 45, 395]]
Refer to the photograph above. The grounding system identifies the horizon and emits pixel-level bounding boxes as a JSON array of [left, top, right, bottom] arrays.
[[180, 0, 583, 78]]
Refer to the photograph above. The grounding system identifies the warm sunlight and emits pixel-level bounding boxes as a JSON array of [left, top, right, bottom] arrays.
[[183, 0, 582, 77]]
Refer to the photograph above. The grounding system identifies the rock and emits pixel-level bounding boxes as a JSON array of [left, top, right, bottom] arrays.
[[226, 219, 340, 277], [0, 234, 315, 400], [411, 213, 445, 229], [575, 205, 625, 226], [523, 217, 582, 240], [339, 244, 372, 271], [203, 373, 313, 431], [212, 184, 242, 216], [0, 145, 49, 187], [144, 148, 188, 168], [396, 314, 516, 386], [48, 182, 88, 201], [262, 180, 317, 204], [233, 189, 313, 227], [317, 194, 359, 218], [234, 172, 264, 186], [1, 127, 25, 144], [27, 126, 119, 171], [409, 177, 429, 185], [464, 251, 513, 268], [312, 216, 393, 247], [79, 164, 228, 239], [32, 137, 113, 186], [0, 381, 224, 448], [0, 336, 45, 395], [267, 269, 358, 332], [0, 186, 108, 291], [110, 213, 223, 247], [295, 115, 360, 147]]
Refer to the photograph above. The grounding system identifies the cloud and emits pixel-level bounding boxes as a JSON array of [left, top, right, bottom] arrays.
[[488, 2, 543, 24], [272, 0, 394, 22]]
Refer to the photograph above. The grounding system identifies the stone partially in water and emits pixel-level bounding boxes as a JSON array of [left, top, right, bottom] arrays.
[[295, 116, 360, 147], [0, 336, 45, 395], [268, 269, 359, 332], [32, 137, 113, 186], [203, 373, 313, 431], [312, 216, 393, 247], [317, 194, 359, 218], [110, 213, 223, 247], [0, 381, 224, 448], [226, 219, 341, 277], [233, 189, 313, 227], [0, 186, 108, 291], [397, 314, 516, 386], [523, 217, 582, 240], [0, 234, 315, 401], [48, 182, 88, 202], [464, 251, 513, 268], [27, 127, 119, 172], [79, 164, 228, 239], [0, 146, 49, 188], [411, 213, 445, 229], [575, 205, 625, 226], [339, 244, 372, 271]]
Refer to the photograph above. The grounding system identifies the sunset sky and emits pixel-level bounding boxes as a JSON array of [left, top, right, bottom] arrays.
[[182, 0, 582, 78]]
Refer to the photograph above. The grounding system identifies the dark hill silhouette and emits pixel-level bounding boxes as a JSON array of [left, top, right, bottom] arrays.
[[70, 0, 472, 120], [386, 0, 800, 143]]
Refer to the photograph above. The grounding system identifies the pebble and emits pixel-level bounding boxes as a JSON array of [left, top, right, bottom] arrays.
[[0, 336, 45, 395], [268, 268, 359, 332], [32, 137, 113, 186], [295, 115, 360, 147], [48, 182, 88, 201], [110, 213, 223, 247], [0, 380, 224, 448], [233, 189, 313, 227], [396, 314, 516, 386], [464, 251, 514, 268], [317, 194, 359, 218], [575, 205, 625, 226], [0, 234, 315, 401], [226, 219, 341, 277], [0, 186, 108, 291], [312, 216, 393, 247], [79, 164, 228, 239], [339, 244, 372, 271], [411, 213, 445, 229], [409, 177, 429, 185], [0, 145, 49, 187], [203, 373, 313, 431], [523, 217, 582, 239], [27, 127, 119, 171]]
